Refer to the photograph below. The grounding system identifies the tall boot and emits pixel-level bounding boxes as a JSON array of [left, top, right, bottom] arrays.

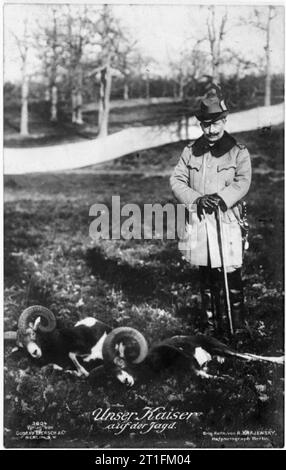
[[199, 267, 223, 333], [210, 269, 224, 334], [227, 268, 245, 332], [199, 267, 213, 326]]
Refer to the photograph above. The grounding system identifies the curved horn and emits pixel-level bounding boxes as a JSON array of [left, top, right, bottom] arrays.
[[4, 331, 17, 342], [102, 327, 148, 365], [18, 305, 56, 334]]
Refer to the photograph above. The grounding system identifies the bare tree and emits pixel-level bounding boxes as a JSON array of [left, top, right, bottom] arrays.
[[168, 42, 208, 100], [223, 48, 258, 107], [251, 6, 276, 106], [93, 6, 116, 136], [117, 39, 138, 100], [37, 6, 64, 122], [239, 6, 277, 106], [48, 8, 60, 121], [169, 52, 191, 100], [96, 59, 113, 137], [132, 54, 156, 100], [11, 15, 30, 136], [206, 6, 228, 83], [88, 5, 131, 137], [167, 6, 228, 96], [61, 4, 94, 125]]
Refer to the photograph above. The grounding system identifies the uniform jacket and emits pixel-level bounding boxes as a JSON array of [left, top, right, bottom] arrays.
[[170, 131, 252, 268]]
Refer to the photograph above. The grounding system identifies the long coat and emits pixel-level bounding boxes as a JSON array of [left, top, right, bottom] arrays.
[[170, 132, 252, 268]]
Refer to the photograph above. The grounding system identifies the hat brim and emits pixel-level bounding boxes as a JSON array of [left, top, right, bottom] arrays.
[[195, 110, 228, 123]]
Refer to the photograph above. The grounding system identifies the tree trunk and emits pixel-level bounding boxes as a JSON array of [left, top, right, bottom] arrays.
[[212, 61, 220, 84], [207, 6, 227, 85], [76, 91, 83, 124], [20, 66, 29, 136], [98, 64, 112, 138], [123, 82, 129, 100], [50, 85, 58, 122], [98, 74, 104, 131], [19, 16, 29, 136], [173, 82, 178, 99], [145, 77, 150, 100], [50, 8, 58, 122], [211, 46, 221, 83], [264, 6, 272, 106], [71, 90, 77, 123], [75, 66, 83, 124], [179, 77, 184, 100]]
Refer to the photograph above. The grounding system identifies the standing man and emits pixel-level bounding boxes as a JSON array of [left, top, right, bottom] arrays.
[[170, 89, 252, 334]]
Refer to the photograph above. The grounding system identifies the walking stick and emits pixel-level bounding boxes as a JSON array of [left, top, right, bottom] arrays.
[[216, 207, 234, 336]]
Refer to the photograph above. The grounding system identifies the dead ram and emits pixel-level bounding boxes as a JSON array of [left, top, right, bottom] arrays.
[[4, 305, 284, 385], [5, 305, 148, 386]]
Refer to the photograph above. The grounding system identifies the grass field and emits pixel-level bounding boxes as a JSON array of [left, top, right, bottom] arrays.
[[4, 100, 192, 148], [5, 96, 283, 148], [4, 125, 284, 448]]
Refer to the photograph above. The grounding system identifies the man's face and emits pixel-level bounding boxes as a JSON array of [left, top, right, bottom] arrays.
[[200, 118, 226, 143]]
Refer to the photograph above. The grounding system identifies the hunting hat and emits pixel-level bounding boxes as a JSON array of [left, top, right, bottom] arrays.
[[195, 88, 228, 123]]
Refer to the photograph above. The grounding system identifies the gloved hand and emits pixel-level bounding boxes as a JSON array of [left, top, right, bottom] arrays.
[[195, 195, 218, 221], [208, 194, 227, 212]]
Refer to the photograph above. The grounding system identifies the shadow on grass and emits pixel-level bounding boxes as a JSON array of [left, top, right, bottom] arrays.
[[86, 246, 161, 300], [85, 244, 199, 305]]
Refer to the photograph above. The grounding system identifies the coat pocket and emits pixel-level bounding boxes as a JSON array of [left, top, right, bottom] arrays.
[[188, 157, 202, 188], [221, 219, 243, 267], [217, 163, 236, 188]]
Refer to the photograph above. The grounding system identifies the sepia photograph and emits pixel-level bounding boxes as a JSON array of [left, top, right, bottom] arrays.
[[2, 1, 285, 449]]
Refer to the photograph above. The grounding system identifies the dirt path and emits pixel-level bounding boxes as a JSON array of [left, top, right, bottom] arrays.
[[82, 96, 181, 112], [4, 103, 284, 175]]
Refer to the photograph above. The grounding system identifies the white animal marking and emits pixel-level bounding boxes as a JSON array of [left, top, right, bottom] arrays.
[[117, 370, 134, 387], [27, 341, 42, 359], [75, 317, 98, 328], [83, 332, 107, 362], [196, 369, 216, 380], [52, 364, 63, 371], [33, 316, 42, 330], [115, 341, 126, 358], [68, 352, 89, 377], [194, 347, 211, 367], [65, 369, 83, 377], [216, 356, 225, 364]]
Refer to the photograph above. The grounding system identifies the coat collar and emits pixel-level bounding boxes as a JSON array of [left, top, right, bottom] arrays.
[[192, 131, 237, 158]]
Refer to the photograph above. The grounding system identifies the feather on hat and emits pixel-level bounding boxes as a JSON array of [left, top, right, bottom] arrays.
[[195, 85, 228, 122]]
